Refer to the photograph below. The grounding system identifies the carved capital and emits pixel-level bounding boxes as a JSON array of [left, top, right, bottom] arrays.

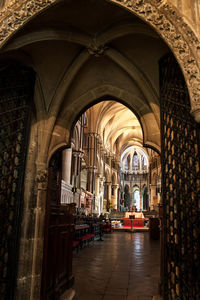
[[72, 149, 84, 158], [36, 169, 48, 190], [100, 176, 105, 182], [105, 181, 112, 185], [112, 184, 119, 188]]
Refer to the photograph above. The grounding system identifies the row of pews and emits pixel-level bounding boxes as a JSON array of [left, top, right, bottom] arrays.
[[73, 216, 112, 252]]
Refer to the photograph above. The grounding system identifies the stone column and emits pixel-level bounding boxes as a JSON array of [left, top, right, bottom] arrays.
[[112, 184, 119, 209], [94, 173, 101, 214], [72, 150, 82, 207], [150, 184, 156, 210], [77, 151, 84, 190], [140, 177, 142, 211], [87, 167, 96, 194], [130, 155, 133, 171], [31, 168, 48, 300], [105, 181, 111, 211], [85, 132, 98, 195], [62, 148, 72, 185], [72, 150, 78, 189], [95, 172, 100, 196]]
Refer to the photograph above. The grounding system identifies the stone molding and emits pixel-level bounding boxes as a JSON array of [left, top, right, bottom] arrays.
[[112, 0, 200, 118], [0, 0, 199, 117]]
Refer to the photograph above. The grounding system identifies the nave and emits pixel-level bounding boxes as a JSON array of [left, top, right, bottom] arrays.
[[0, 0, 200, 299], [72, 232, 160, 300]]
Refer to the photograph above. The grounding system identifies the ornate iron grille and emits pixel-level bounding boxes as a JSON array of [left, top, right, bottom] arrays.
[[0, 65, 35, 299], [160, 54, 200, 299]]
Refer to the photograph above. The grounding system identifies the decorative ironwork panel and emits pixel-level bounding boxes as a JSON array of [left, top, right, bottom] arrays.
[[0, 65, 35, 299], [160, 54, 200, 299]]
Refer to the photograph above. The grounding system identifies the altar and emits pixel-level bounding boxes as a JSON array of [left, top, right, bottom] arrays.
[[125, 211, 144, 219], [123, 211, 145, 227]]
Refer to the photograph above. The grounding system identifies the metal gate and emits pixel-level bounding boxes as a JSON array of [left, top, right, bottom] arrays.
[[160, 54, 200, 299], [0, 64, 35, 299]]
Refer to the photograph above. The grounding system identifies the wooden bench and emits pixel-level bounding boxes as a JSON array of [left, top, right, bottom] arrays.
[[73, 224, 95, 249]]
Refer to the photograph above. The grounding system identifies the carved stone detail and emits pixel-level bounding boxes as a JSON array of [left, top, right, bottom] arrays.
[[0, 0, 199, 111], [0, 1, 55, 43], [87, 38, 108, 57], [0, 0, 7, 9], [36, 169, 48, 190], [113, 0, 200, 113]]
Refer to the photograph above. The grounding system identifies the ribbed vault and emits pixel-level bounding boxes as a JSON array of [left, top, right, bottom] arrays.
[[85, 101, 143, 160]]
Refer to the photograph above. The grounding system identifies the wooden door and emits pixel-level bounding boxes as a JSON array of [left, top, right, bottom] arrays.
[[41, 151, 74, 299]]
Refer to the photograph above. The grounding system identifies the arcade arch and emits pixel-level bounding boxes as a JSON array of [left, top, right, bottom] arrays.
[[0, 0, 200, 119], [0, 1, 199, 299]]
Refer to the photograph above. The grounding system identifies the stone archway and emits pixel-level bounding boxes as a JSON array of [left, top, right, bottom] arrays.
[[0, 1, 200, 299], [0, 0, 200, 119]]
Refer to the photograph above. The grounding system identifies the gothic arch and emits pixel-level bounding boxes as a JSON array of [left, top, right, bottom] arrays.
[[0, 0, 200, 118], [52, 85, 158, 153]]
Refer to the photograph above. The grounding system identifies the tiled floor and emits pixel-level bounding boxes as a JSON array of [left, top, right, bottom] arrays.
[[72, 232, 160, 300]]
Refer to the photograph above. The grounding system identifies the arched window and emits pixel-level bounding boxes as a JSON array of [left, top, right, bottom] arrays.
[[124, 154, 130, 170]]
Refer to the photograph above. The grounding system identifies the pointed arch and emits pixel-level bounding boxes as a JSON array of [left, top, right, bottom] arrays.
[[0, 0, 199, 114]]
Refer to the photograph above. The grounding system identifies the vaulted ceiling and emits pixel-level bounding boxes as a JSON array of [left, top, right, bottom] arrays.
[[1, 0, 169, 154], [85, 101, 143, 159]]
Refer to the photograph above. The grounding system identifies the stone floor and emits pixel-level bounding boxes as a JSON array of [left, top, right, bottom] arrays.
[[72, 232, 160, 300]]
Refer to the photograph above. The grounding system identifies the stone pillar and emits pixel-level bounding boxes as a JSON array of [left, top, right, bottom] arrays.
[[72, 150, 78, 189], [86, 132, 98, 168], [85, 132, 98, 195], [150, 184, 156, 210], [16, 143, 48, 300], [87, 167, 96, 194], [77, 151, 84, 190], [31, 168, 48, 300], [140, 155, 142, 171], [112, 184, 119, 209], [140, 178, 142, 211], [72, 150, 82, 207], [95, 172, 100, 196], [130, 155, 133, 171], [105, 181, 111, 211], [62, 148, 72, 185]]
